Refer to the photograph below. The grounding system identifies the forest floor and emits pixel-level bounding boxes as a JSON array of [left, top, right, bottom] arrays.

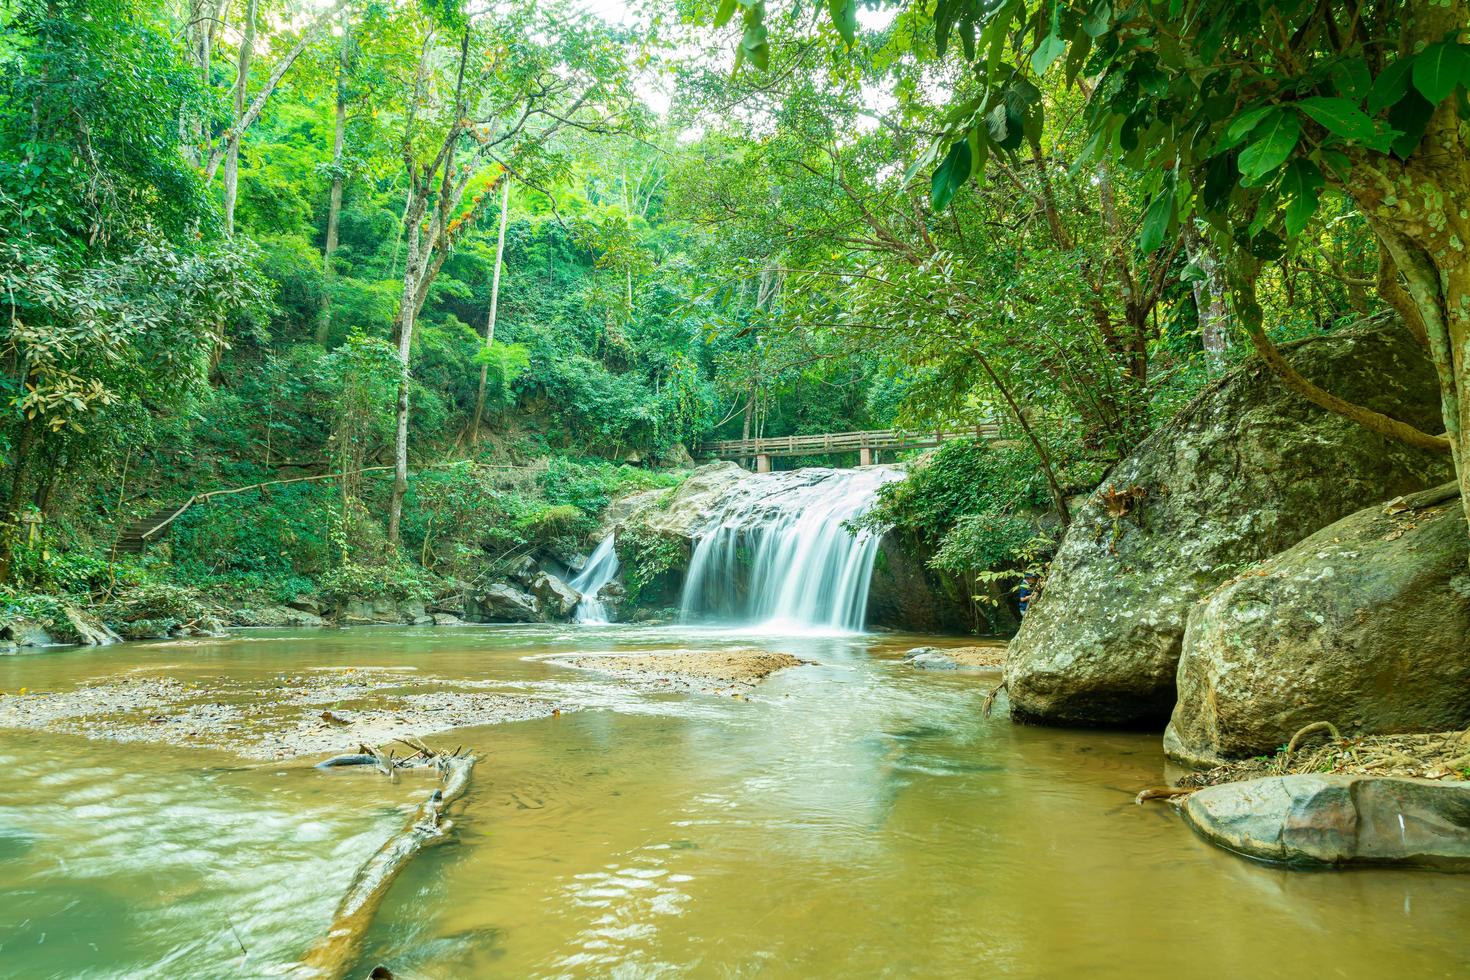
[[1179, 729, 1470, 787]]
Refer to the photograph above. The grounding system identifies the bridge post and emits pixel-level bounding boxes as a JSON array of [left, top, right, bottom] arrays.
[[859, 446, 873, 467], [756, 453, 771, 473]]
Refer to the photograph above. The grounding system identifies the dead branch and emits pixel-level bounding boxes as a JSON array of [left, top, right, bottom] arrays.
[[300, 751, 476, 979]]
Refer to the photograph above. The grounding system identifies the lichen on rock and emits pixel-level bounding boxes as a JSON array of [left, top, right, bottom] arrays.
[[1005, 322, 1452, 727]]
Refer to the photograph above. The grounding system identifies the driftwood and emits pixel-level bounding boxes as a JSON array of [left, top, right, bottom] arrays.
[[300, 748, 476, 979]]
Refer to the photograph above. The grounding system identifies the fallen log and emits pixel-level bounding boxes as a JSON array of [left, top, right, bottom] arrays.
[[299, 753, 475, 978]]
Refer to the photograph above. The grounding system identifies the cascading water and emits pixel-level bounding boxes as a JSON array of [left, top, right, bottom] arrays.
[[678, 466, 902, 633], [569, 533, 620, 624]]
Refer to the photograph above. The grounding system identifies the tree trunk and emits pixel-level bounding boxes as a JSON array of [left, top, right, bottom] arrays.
[[222, 0, 258, 237], [471, 176, 512, 442], [387, 190, 429, 547], [0, 415, 38, 583], [1183, 224, 1229, 374], [1225, 255, 1450, 455], [316, 7, 350, 347]]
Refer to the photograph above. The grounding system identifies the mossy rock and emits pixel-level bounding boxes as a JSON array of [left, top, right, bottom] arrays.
[[1005, 322, 1453, 727]]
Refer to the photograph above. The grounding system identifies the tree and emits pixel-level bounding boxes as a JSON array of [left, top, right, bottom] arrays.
[[380, 0, 637, 545], [723, 0, 1470, 553], [471, 176, 511, 441]]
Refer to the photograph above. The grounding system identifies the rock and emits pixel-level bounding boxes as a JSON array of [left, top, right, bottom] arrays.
[[1182, 774, 1470, 868], [1165, 484, 1470, 764], [2, 619, 55, 648], [506, 554, 539, 587], [464, 583, 541, 623], [432, 612, 465, 626], [905, 650, 959, 670], [60, 606, 121, 646], [637, 461, 749, 538], [868, 534, 989, 634], [530, 572, 580, 619], [1005, 323, 1451, 726], [233, 605, 327, 628], [286, 596, 323, 616], [336, 597, 426, 625]]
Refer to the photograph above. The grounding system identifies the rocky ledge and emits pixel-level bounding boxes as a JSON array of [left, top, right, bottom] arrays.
[[1182, 774, 1470, 869]]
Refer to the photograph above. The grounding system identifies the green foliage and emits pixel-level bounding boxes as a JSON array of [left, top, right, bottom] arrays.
[[614, 519, 683, 606]]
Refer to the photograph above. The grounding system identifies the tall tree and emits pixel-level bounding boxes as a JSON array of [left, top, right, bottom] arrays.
[[471, 176, 512, 441], [381, 0, 636, 545]]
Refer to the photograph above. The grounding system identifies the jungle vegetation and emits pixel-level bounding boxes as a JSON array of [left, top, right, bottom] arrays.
[[1, 0, 1465, 618]]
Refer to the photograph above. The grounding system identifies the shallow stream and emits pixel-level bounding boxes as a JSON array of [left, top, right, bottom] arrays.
[[3, 626, 1469, 977]]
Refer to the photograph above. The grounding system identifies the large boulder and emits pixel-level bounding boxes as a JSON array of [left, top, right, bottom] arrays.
[[1165, 484, 1470, 764], [1005, 323, 1451, 726], [1183, 774, 1470, 868], [464, 583, 541, 623], [530, 571, 580, 619], [867, 534, 992, 634], [601, 461, 748, 541]]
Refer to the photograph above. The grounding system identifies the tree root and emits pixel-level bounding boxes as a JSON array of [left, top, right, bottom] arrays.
[[981, 681, 1006, 719], [299, 745, 475, 979], [1282, 721, 1341, 768], [1134, 785, 1201, 805]]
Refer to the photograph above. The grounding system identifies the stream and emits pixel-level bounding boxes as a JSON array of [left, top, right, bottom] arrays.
[[3, 625, 1470, 978]]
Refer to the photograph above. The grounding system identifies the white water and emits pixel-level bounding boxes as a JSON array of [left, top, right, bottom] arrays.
[[678, 466, 902, 633], [569, 533, 620, 624]]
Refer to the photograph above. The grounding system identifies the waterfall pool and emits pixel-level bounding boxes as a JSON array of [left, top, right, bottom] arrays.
[[2, 625, 1468, 977]]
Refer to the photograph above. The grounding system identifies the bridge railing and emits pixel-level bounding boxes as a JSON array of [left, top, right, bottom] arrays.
[[695, 423, 1005, 460]]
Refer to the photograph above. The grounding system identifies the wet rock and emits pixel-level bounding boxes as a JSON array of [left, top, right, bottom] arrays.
[[1165, 485, 1470, 764], [465, 583, 542, 623], [337, 598, 426, 625], [1183, 774, 1470, 868], [2, 619, 56, 648], [868, 535, 984, 634], [530, 572, 580, 619], [619, 461, 748, 539], [286, 596, 324, 616], [1005, 323, 1450, 727], [60, 606, 122, 646], [432, 612, 465, 626], [233, 605, 327, 628], [904, 648, 959, 670]]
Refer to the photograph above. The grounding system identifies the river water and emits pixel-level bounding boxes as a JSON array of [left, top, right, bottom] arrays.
[[2, 625, 1469, 978]]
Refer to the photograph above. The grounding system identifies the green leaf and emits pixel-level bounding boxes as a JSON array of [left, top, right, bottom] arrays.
[[930, 139, 972, 212], [1294, 96, 1378, 141], [828, 0, 857, 46], [713, 0, 737, 28], [1221, 105, 1274, 149], [1329, 59, 1372, 101], [1138, 187, 1173, 253], [1388, 90, 1434, 158], [741, 22, 769, 70], [1237, 110, 1300, 178], [1032, 34, 1066, 76], [1368, 56, 1415, 114], [1082, 0, 1111, 38], [1280, 158, 1324, 237], [1411, 42, 1466, 106]]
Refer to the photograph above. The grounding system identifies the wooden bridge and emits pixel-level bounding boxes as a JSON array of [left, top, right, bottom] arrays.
[[696, 424, 1005, 472]]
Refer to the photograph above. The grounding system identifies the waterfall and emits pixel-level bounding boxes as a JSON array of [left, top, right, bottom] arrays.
[[569, 534, 620, 624], [678, 466, 901, 633]]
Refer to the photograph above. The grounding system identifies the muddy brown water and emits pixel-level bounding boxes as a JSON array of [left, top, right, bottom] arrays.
[[2, 626, 1468, 978]]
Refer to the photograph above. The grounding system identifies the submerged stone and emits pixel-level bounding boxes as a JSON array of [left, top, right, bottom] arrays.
[[1183, 774, 1470, 868]]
